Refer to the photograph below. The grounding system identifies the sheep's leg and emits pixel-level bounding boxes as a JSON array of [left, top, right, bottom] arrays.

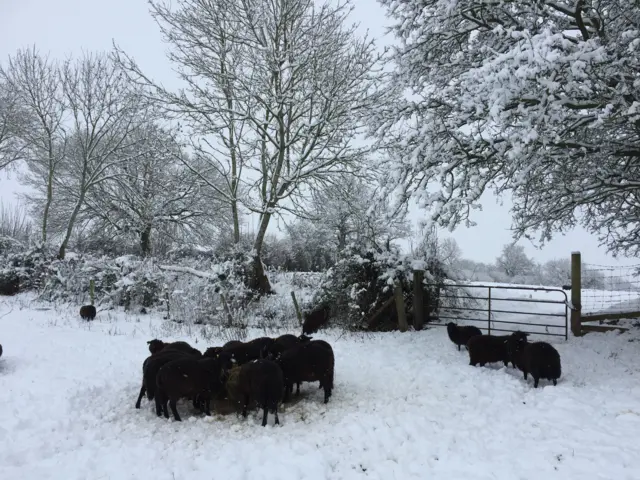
[[533, 377, 539, 388], [274, 405, 280, 425], [283, 384, 291, 403], [324, 386, 331, 404], [169, 397, 181, 421], [457, 344, 461, 351], [203, 395, 211, 416], [135, 385, 146, 409], [154, 394, 163, 417], [162, 398, 170, 419], [552, 379, 557, 386], [242, 394, 249, 418], [262, 407, 268, 427], [295, 382, 301, 396], [523, 370, 528, 380]]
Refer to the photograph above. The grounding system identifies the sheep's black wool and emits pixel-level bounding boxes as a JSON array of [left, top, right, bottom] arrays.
[[507, 332, 561, 388], [79, 305, 96, 321], [467, 334, 512, 367], [446, 322, 483, 351]]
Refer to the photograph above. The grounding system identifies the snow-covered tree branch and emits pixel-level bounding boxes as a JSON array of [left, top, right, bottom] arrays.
[[375, 0, 640, 255], [115, 0, 391, 292]]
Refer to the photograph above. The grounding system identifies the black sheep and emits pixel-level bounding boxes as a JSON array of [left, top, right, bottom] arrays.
[[446, 322, 482, 351], [467, 334, 513, 367], [147, 339, 202, 357], [227, 359, 284, 427], [135, 349, 194, 409], [222, 337, 275, 365], [0, 343, 3, 358], [277, 339, 334, 403], [302, 304, 330, 335], [203, 346, 224, 358], [79, 305, 96, 321], [155, 354, 233, 421], [267, 333, 313, 360], [222, 340, 243, 349], [507, 332, 562, 388]]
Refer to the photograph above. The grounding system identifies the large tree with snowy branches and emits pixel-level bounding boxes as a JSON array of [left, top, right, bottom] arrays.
[[116, 0, 390, 293], [374, 0, 640, 255]]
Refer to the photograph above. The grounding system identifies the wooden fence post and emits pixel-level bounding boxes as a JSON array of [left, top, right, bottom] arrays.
[[413, 270, 424, 330], [394, 281, 408, 332], [570, 251, 582, 337], [290, 291, 303, 327]]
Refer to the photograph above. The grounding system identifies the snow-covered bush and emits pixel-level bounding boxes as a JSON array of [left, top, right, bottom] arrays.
[[0, 245, 51, 294], [313, 245, 458, 331]]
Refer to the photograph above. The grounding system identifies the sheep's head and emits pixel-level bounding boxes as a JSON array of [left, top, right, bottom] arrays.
[[204, 346, 223, 358], [147, 339, 165, 354], [506, 331, 528, 355]]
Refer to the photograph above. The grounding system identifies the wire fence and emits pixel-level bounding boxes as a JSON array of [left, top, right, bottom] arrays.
[[581, 263, 640, 314]]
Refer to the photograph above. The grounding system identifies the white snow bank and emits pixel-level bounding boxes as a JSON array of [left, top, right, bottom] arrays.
[[1, 294, 640, 479]]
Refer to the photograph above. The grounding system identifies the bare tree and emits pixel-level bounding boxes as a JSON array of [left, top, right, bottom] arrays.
[[82, 123, 230, 256], [1, 47, 67, 243], [115, 0, 390, 293], [53, 52, 147, 259], [496, 244, 535, 278], [0, 77, 30, 171], [113, 0, 252, 247]]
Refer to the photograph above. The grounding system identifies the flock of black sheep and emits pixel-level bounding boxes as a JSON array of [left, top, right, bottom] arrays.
[[134, 334, 334, 426], [73, 303, 561, 428], [446, 322, 562, 388]]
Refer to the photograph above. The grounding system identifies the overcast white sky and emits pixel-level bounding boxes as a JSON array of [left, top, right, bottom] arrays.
[[0, 0, 634, 267]]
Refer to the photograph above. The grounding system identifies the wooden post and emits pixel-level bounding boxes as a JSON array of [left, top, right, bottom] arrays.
[[394, 281, 409, 332], [89, 279, 95, 306], [570, 251, 582, 337], [290, 291, 303, 327], [413, 270, 424, 330], [220, 293, 235, 327]]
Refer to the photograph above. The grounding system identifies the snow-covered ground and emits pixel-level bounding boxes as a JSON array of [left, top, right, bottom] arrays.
[[2, 293, 640, 480]]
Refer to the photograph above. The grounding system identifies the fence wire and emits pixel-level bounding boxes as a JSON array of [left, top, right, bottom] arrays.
[[581, 263, 640, 314]]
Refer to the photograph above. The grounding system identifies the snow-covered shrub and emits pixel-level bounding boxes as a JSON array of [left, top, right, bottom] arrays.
[[0, 245, 51, 294], [313, 245, 462, 331], [38, 254, 165, 309]]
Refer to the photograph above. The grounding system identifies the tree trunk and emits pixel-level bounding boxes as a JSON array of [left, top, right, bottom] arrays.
[[41, 144, 55, 243], [247, 209, 273, 295], [57, 191, 85, 260], [139, 224, 152, 257]]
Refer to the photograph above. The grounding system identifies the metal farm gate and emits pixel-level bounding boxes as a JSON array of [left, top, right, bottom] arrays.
[[425, 284, 569, 340]]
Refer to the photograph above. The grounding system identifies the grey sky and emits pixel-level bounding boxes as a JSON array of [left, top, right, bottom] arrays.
[[0, 0, 633, 267]]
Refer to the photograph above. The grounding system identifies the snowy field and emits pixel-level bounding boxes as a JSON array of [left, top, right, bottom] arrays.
[[2, 293, 640, 480]]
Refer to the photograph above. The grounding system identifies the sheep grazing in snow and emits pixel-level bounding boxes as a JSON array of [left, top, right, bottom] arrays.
[[467, 334, 513, 367], [226, 359, 284, 427], [266, 333, 313, 360], [506, 331, 562, 388], [147, 339, 202, 357], [203, 346, 223, 358], [302, 304, 331, 335], [155, 354, 233, 421], [277, 339, 334, 403], [79, 305, 96, 321], [446, 322, 483, 351], [135, 349, 195, 409], [222, 337, 275, 365]]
